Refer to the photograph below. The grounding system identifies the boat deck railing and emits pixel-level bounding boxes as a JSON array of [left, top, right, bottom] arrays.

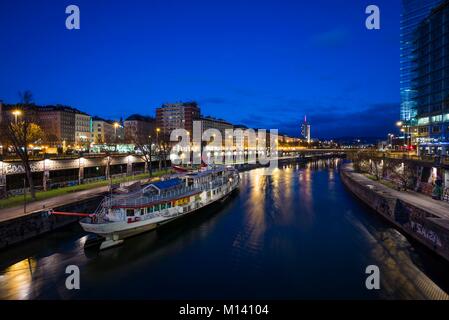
[[103, 176, 231, 209], [86, 172, 239, 224]]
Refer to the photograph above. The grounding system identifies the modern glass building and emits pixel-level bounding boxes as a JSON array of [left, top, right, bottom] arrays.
[[413, 1, 449, 155], [400, 0, 445, 121]]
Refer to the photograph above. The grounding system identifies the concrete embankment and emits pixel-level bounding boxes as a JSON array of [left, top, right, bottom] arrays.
[[341, 164, 449, 262], [0, 195, 103, 250]]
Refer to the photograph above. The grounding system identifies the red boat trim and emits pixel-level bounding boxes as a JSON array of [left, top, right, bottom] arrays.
[[50, 211, 94, 217]]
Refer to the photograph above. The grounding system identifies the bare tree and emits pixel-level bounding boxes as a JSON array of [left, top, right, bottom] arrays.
[[369, 158, 382, 180], [19, 90, 33, 105], [351, 151, 370, 173], [2, 92, 44, 200], [158, 133, 171, 172], [383, 158, 417, 191], [129, 129, 157, 177], [45, 133, 60, 147]]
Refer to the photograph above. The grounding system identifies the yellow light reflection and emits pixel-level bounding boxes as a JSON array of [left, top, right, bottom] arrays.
[[0, 258, 36, 300]]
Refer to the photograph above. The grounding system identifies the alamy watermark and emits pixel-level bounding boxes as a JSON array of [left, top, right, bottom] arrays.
[[65, 5, 80, 30], [365, 5, 380, 30], [169, 121, 279, 175], [64, 5, 381, 32], [65, 265, 80, 290], [365, 265, 380, 290]]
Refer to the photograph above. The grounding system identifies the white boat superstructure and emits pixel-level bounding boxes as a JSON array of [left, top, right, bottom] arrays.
[[80, 166, 239, 250]]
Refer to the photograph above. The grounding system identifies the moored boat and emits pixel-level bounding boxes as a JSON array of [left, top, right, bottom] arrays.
[[79, 165, 239, 250]]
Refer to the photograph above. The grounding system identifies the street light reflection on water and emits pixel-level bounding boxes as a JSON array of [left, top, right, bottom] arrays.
[[1, 258, 36, 300], [0, 158, 449, 299]]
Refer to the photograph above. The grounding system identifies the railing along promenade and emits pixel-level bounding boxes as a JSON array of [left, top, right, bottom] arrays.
[[352, 150, 449, 167]]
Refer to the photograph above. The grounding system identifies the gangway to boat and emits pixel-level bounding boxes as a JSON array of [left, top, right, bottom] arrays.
[[48, 210, 95, 218]]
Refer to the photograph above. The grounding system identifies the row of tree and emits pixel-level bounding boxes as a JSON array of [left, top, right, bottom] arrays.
[[350, 151, 419, 191], [1, 91, 45, 200], [130, 129, 171, 177]]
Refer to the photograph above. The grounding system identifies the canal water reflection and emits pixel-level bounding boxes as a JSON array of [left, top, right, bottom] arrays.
[[1, 159, 448, 299]]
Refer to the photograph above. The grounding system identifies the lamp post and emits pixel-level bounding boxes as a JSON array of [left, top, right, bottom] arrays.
[[23, 178, 26, 214], [396, 121, 409, 152], [156, 128, 161, 170], [42, 153, 49, 191], [12, 110, 22, 124], [113, 122, 120, 144]]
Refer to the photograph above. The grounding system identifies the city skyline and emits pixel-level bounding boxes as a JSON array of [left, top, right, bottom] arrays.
[[0, 0, 401, 138]]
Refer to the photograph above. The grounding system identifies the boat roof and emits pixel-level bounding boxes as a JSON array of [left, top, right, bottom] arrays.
[[150, 178, 182, 190], [185, 167, 225, 178]]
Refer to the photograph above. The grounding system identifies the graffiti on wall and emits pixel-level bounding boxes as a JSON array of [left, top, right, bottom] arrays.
[[410, 221, 443, 248]]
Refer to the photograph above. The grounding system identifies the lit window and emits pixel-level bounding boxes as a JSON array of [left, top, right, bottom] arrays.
[[431, 115, 443, 122], [418, 117, 429, 125]]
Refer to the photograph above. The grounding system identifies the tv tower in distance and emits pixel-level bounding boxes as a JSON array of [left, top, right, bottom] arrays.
[[301, 115, 311, 143]]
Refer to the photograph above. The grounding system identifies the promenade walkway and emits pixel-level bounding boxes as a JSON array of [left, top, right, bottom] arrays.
[[0, 177, 154, 223], [345, 164, 449, 220]]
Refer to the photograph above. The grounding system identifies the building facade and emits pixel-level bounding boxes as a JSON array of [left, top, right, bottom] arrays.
[[413, 1, 449, 156], [35, 105, 77, 147], [199, 116, 233, 143], [156, 102, 201, 136], [124, 114, 155, 143], [91, 116, 115, 144], [75, 112, 92, 148], [400, 0, 445, 121]]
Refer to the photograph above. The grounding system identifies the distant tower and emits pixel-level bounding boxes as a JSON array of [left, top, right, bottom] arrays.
[[301, 115, 311, 143]]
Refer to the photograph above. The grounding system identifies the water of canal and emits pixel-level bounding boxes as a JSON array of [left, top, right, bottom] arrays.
[[1, 159, 448, 299]]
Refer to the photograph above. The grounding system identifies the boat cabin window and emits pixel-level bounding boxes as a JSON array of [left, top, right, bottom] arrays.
[[126, 209, 134, 217]]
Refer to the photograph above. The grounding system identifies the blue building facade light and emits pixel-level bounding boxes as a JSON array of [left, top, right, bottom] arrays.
[[400, 0, 445, 121], [412, 1, 449, 155]]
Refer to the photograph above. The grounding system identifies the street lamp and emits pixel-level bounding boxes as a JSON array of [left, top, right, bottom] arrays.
[[113, 122, 120, 141], [11, 110, 22, 124], [156, 127, 160, 145], [396, 121, 411, 152], [155, 129, 161, 170]]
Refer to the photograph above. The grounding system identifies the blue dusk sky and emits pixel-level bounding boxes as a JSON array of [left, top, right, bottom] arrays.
[[0, 0, 401, 138]]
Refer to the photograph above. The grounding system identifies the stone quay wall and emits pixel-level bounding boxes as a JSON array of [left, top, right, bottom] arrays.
[[0, 195, 103, 250], [341, 168, 449, 262]]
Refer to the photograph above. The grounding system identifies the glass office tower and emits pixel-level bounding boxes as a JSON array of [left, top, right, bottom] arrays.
[[413, 1, 449, 155], [400, 0, 445, 121]]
